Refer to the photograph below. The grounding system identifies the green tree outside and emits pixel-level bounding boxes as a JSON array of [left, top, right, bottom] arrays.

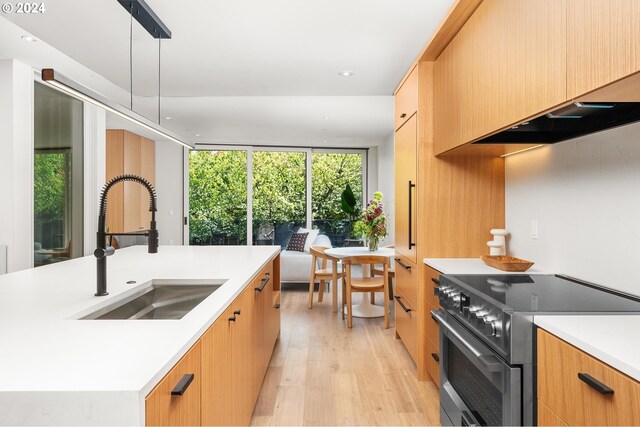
[[188, 150, 363, 245]]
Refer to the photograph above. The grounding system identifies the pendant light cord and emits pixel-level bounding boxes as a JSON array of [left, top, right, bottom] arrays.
[[129, 3, 133, 110], [158, 38, 161, 124]]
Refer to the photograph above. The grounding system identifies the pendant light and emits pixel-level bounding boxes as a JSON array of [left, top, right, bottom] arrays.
[[41, 0, 192, 149]]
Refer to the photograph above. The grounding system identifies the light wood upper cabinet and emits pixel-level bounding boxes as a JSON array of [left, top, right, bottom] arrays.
[[394, 115, 418, 263], [394, 67, 419, 131], [538, 328, 640, 426], [106, 130, 156, 233], [567, 0, 640, 99], [434, 0, 567, 154], [145, 341, 202, 427]]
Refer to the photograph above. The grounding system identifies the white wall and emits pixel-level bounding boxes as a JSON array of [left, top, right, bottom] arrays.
[[0, 59, 34, 272], [377, 133, 395, 245], [155, 141, 185, 245], [506, 121, 640, 295]]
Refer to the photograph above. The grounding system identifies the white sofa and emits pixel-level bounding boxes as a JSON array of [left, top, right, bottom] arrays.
[[280, 234, 332, 283]]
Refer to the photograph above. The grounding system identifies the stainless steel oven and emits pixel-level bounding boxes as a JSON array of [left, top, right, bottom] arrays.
[[432, 310, 521, 426]]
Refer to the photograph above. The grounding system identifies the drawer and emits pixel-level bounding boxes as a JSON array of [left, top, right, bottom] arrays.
[[426, 304, 440, 353], [538, 400, 567, 426], [394, 255, 418, 309], [426, 338, 440, 387], [145, 341, 201, 426], [425, 265, 441, 309], [394, 67, 418, 130], [394, 292, 418, 363], [538, 329, 640, 426]]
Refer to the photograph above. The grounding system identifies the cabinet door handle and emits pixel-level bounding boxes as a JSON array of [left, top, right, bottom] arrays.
[[408, 181, 416, 249], [394, 296, 412, 313], [233, 310, 241, 316], [431, 353, 439, 362], [274, 303, 280, 309], [228, 316, 236, 322], [395, 258, 411, 271], [578, 373, 614, 395], [255, 277, 269, 292], [431, 277, 440, 285], [171, 373, 195, 396], [400, 113, 407, 118]]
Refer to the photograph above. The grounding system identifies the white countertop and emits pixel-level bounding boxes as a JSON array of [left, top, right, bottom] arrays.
[[0, 245, 279, 426], [424, 258, 547, 275], [535, 315, 640, 382]]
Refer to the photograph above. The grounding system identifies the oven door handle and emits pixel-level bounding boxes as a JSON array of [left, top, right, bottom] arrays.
[[431, 310, 504, 373]]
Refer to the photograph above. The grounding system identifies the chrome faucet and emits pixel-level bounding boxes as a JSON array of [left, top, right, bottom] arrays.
[[94, 174, 158, 296]]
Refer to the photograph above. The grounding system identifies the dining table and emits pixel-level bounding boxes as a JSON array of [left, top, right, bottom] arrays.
[[324, 246, 395, 318]]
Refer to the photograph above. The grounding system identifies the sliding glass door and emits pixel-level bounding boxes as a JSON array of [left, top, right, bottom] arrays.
[[33, 82, 84, 267], [188, 147, 365, 247]]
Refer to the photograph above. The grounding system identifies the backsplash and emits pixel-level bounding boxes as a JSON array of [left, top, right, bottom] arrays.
[[506, 121, 640, 296]]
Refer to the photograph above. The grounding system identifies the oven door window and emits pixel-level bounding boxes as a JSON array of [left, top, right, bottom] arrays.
[[448, 340, 502, 426]]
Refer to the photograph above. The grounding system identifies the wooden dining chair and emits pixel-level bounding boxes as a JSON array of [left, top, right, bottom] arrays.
[[371, 245, 395, 301], [342, 255, 391, 329], [308, 246, 345, 309]]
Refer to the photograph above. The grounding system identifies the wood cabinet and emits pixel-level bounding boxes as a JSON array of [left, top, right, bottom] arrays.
[[393, 60, 504, 382], [394, 293, 418, 362], [567, 0, 640, 99], [106, 129, 156, 233], [433, 0, 567, 154], [150, 257, 281, 426], [394, 114, 417, 264], [394, 66, 418, 131], [538, 400, 568, 427], [145, 341, 202, 427], [538, 328, 640, 426]]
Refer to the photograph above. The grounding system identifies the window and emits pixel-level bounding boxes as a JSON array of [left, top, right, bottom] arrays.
[[188, 147, 366, 247], [33, 82, 83, 267], [188, 150, 247, 245], [311, 152, 364, 247], [252, 150, 307, 246]]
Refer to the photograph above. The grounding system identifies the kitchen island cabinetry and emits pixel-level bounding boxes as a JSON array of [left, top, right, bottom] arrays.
[[0, 246, 280, 426], [538, 328, 640, 426]]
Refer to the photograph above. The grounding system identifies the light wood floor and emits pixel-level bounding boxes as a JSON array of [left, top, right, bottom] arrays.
[[251, 286, 441, 426]]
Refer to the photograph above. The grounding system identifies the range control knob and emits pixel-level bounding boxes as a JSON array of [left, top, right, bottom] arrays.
[[451, 293, 461, 305], [472, 309, 489, 322], [462, 305, 481, 317], [484, 317, 502, 337]]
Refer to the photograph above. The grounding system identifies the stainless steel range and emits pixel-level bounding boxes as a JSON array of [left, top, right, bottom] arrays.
[[431, 274, 640, 426]]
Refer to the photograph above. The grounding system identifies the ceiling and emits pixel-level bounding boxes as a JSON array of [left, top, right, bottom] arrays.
[[2, 0, 454, 146]]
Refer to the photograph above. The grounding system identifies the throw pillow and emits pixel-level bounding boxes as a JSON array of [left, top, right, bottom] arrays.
[[286, 232, 308, 252], [297, 227, 320, 253]]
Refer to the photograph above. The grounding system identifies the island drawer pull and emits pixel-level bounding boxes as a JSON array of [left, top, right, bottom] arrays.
[[395, 258, 411, 271], [578, 373, 614, 395], [171, 373, 194, 396], [431, 353, 439, 362], [394, 296, 412, 313], [255, 277, 270, 292]]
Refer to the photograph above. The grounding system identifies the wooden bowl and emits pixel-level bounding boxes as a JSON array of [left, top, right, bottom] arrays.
[[480, 255, 534, 272]]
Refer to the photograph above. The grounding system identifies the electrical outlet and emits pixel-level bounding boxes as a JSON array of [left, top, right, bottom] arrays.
[[530, 220, 539, 240]]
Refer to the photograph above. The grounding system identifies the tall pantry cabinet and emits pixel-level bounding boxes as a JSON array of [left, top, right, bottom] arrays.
[[393, 61, 505, 382], [106, 129, 156, 234]]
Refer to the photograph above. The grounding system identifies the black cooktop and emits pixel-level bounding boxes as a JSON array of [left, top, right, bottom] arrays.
[[443, 274, 640, 313]]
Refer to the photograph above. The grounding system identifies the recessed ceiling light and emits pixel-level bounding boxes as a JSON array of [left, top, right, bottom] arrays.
[[338, 71, 354, 77], [21, 35, 38, 42], [164, 116, 172, 120], [195, 134, 200, 137]]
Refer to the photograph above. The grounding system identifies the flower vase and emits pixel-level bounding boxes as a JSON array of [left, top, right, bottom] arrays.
[[368, 236, 379, 252]]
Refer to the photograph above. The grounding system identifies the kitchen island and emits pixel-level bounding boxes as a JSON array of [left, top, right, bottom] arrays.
[[0, 245, 280, 426]]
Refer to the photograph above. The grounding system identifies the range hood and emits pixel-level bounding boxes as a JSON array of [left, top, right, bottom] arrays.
[[475, 102, 640, 144]]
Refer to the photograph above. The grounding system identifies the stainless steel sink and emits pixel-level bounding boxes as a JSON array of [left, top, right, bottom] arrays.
[[81, 281, 226, 320]]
